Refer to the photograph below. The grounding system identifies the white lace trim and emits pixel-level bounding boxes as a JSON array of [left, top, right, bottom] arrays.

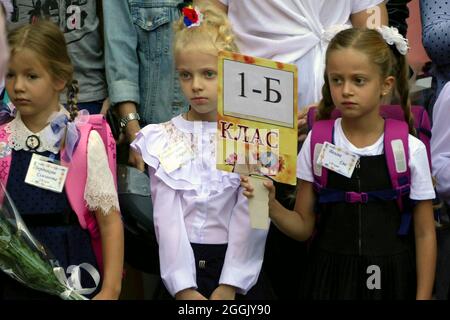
[[6, 115, 60, 154], [84, 131, 119, 215], [85, 194, 120, 216]]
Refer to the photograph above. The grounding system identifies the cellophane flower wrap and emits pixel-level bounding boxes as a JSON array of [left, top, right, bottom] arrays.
[[0, 183, 88, 300]]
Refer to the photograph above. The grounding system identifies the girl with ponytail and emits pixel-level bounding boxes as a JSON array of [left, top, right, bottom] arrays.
[[242, 27, 436, 299]]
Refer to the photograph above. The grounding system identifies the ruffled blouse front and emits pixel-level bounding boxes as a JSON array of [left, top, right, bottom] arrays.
[[131, 115, 268, 297]]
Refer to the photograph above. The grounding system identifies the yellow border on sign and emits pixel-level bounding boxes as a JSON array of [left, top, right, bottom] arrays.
[[217, 51, 298, 185]]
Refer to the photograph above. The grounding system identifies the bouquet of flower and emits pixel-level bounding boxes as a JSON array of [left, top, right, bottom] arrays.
[[0, 183, 91, 300]]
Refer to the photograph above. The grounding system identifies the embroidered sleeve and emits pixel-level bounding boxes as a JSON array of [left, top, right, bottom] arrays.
[[85, 130, 120, 215]]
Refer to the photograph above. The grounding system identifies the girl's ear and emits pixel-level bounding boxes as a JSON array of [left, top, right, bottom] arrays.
[[53, 78, 67, 92], [382, 76, 395, 95]]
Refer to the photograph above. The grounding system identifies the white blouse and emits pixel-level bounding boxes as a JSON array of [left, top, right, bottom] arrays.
[[131, 115, 268, 297], [6, 110, 119, 215]]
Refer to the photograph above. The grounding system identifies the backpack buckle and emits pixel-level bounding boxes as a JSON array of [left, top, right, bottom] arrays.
[[396, 185, 410, 197], [345, 192, 368, 203]]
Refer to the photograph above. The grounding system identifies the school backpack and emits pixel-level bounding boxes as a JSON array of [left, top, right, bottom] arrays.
[[306, 105, 432, 235], [61, 114, 117, 274]]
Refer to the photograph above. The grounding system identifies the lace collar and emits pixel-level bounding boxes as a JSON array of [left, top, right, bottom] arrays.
[[5, 107, 69, 154]]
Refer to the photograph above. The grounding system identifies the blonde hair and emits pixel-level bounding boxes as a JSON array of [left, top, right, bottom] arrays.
[[8, 20, 79, 121], [173, 4, 238, 56], [317, 28, 414, 135]]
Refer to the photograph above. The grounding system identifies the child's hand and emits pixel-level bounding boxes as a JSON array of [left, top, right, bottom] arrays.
[[241, 176, 276, 203], [240, 175, 254, 198], [92, 289, 120, 300], [175, 288, 207, 300], [210, 284, 236, 300]]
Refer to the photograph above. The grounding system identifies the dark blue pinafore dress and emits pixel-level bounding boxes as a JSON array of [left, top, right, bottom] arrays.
[[0, 149, 100, 300], [303, 154, 416, 300]]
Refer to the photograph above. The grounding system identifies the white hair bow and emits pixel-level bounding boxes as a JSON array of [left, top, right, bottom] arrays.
[[376, 26, 409, 55]]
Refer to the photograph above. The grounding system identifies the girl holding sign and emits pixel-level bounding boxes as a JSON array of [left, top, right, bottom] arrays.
[[131, 4, 270, 300], [242, 27, 436, 299], [0, 21, 123, 300]]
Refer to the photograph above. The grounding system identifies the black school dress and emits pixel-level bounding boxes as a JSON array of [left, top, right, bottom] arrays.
[[303, 154, 416, 300], [0, 149, 100, 300]]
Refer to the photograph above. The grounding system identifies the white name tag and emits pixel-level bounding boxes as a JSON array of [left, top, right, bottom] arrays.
[[316, 142, 359, 178], [25, 154, 69, 193], [158, 141, 194, 174]]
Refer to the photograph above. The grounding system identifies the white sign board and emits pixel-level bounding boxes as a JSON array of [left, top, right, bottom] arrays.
[[222, 59, 295, 128]]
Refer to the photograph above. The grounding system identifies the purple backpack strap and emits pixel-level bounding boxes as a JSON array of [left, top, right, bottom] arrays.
[[310, 120, 335, 191], [384, 118, 411, 235], [61, 114, 118, 274], [306, 107, 317, 131], [411, 106, 432, 170], [380, 105, 431, 169]]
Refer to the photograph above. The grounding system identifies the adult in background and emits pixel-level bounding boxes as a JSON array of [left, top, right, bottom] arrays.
[[7, 0, 108, 115], [420, 0, 450, 114], [103, 0, 188, 172]]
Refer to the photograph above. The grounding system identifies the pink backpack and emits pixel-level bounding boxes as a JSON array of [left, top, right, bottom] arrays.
[[306, 105, 432, 235], [62, 115, 117, 273], [0, 114, 117, 273]]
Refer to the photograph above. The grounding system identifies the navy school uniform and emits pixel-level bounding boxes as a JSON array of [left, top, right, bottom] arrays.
[[0, 149, 100, 300], [302, 154, 416, 299]]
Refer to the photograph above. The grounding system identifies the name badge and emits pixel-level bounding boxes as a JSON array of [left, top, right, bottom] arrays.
[[25, 154, 68, 193], [316, 142, 359, 178], [158, 141, 194, 174]]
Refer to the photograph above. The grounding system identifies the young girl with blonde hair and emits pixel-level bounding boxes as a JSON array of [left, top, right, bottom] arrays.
[[131, 4, 269, 300]]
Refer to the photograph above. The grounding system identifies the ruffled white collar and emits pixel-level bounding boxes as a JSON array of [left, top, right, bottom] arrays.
[[171, 114, 217, 133], [5, 107, 69, 154]]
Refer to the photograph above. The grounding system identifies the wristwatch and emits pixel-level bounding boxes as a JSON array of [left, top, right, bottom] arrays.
[[119, 112, 141, 129]]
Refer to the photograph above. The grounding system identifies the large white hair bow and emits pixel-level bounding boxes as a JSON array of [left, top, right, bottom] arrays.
[[376, 26, 409, 55]]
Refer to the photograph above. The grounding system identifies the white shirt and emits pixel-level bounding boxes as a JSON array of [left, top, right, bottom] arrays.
[[220, 0, 384, 108], [6, 110, 119, 215], [431, 82, 450, 205], [297, 118, 435, 201], [131, 115, 268, 297]]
